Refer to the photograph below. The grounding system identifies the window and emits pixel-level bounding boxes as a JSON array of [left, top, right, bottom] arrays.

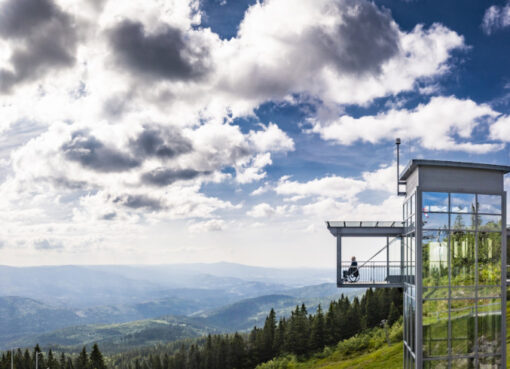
[[420, 192, 503, 365]]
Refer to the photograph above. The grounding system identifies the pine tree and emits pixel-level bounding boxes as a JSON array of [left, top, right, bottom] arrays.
[[229, 333, 246, 369], [89, 344, 106, 369], [74, 347, 89, 369], [261, 309, 276, 362], [387, 301, 400, 325], [308, 304, 325, 352]]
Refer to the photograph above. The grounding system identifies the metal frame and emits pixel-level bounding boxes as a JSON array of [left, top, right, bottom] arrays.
[[328, 159, 509, 369], [418, 189, 506, 369]]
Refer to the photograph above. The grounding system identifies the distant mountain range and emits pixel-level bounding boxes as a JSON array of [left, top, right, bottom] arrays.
[[0, 262, 357, 351], [0, 263, 335, 308]]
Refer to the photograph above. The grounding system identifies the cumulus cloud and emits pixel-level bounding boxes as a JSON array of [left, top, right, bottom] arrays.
[[141, 168, 208, 186], [130, 125, 193, 159], [107, 20, 210, 81], [188, 219, 226, 233], [62, 131, 140, 173], [482, 2, 510, 35], [310, 96, 503, 153], [0, 0, 79, 93], [0, 0, 496, 263], [275, 175, 366, 200], [490, 115, 510, 141]]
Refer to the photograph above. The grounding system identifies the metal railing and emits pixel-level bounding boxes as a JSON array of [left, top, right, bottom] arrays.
[[340, 261, 403, 284]]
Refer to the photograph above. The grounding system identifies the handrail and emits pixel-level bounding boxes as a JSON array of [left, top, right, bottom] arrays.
[[359, 237, 401, 269]]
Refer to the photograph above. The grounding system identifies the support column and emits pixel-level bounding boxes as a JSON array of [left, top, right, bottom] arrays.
[[386, 236, 390, 280], [337, 235, 342, 286], [415, 189, 423, 369], [501, 192, 507, 368]]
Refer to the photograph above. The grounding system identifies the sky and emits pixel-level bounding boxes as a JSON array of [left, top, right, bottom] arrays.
[[0, 0, 509, 268]]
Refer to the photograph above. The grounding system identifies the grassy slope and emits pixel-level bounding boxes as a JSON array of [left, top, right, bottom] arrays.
[[257, 306, 510, 369]]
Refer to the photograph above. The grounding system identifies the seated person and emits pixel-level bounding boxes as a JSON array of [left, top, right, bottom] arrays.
[[343, 256, 358, 281]]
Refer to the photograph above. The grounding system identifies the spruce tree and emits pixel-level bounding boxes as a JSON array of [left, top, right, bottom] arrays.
[[309, 304, 325, 352], [74, 347, 88, 369], [387, 301, 400, 325], [89, 344, 106, 369], [261, 309, 276, 361]]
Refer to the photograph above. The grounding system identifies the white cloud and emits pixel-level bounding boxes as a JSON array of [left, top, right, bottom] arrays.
[[247, 202, 289, 218], [490, 115, 510, 141], [311, 96, 504, 153], [0, 0, 491, 265], [249, 122, 294, 153], [482, 2, 510, 35], [275, 175, 366, 200], [188, 219, 226, 233]]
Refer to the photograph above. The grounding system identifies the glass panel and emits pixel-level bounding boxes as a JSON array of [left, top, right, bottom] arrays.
[[451, 214, 475, 230], [479, 215, 502, 231], [423, 192, 448, 212], [450, 299, 476, 355], [478, 286, 501, 298], [423, 360, 449, 369], [423, 286, 449, 299], [423, 231, 449, 287], [478, 232, 502, 285], [478, 356, 501, 368], [478, 194, 501, 214], [451, 286, 476, 298], [423, 213, 449, 230], [451, 193, 476, 213], [451, 358, 475, 369], [423, 299, 449, 357], [478, 298, 502, 355], [451, 231, 475, 286]]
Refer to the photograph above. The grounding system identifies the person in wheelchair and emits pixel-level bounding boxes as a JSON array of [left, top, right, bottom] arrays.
[[343, 256, 359, 282]]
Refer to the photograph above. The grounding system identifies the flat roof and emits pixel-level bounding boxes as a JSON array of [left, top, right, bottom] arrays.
[[400, 159, 510, 181], [327, 221, 404, 228], [326, 220, 404, 237]]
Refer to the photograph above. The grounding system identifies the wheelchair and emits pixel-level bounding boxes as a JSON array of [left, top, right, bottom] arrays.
[[343, 267, 360, 283]]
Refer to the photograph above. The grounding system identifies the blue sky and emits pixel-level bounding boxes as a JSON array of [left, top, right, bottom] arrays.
[[0, 0, 508, 267]]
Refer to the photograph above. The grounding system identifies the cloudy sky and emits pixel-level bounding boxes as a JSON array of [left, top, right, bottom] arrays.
[[0, 0, 509, 267]]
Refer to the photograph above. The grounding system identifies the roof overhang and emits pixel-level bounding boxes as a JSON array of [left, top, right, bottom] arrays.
[[326, 221, 404, 237], [400, 160, 510, 181]]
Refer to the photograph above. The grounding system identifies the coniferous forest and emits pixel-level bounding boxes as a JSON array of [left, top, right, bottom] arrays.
[[0, 344, 106, 369], [0, 289, 402, 369]]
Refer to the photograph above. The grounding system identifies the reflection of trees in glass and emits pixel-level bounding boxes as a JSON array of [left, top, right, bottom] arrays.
[[453, 214, 465, 229], [478, 232, 501, 285], [470, 204, 481, 229], [422, 231, 449, 287], [423, 300, 448, 357], [477, 299, 502, 355], [451, 231, 475, 286]]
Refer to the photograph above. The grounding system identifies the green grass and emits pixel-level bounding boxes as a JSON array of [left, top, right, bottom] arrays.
[[256, 305, 510, 369], [256, 343, 403, 369]]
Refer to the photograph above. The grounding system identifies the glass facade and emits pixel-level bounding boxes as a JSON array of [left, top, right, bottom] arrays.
[[404, 192, 416, 369], [421, 192, 503, 368]]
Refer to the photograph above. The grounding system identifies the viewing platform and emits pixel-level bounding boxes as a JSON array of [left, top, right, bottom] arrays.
[[326, 221, 406, 288]]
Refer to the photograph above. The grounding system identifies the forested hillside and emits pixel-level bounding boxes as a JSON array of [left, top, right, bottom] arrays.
[[108, 288, 402, 369], [0, 288, 402, 369]]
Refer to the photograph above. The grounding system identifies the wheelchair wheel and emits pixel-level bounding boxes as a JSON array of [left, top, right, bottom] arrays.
[[347, 272, 360, 283]]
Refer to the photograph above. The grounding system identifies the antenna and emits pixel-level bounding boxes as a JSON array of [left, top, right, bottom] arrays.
[[396, 138, 406, 196]]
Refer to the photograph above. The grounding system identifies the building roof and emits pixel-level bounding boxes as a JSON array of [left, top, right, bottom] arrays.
[[400, 159, 510, 181], [326, 221, 404, 237]]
